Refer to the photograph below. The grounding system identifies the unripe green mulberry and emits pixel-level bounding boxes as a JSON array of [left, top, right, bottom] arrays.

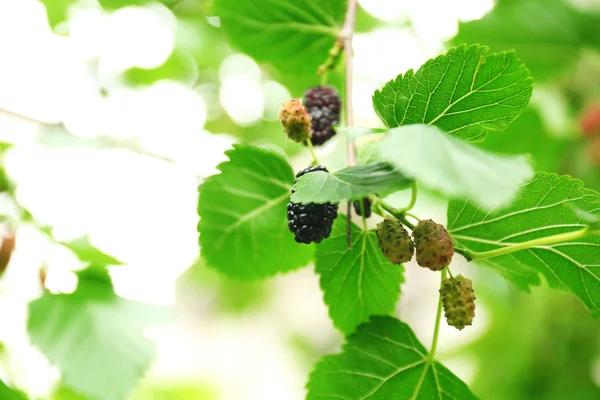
[[279, 99, 312, 143], [440, 275, 475, 330], [412, 219, 454, 271], [376, 218, 414, 264]]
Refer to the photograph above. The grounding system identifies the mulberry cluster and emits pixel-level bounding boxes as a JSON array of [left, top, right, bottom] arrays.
[[376, 218, 414, 264], [440, 275, 476, 330], [287, 166, 338, 244], [412, 219, 454, 271], [303, 86, 341, 145]]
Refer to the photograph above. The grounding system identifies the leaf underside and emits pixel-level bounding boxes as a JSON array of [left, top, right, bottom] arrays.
[[376, 125, 533, 210], [291, 162, 413, 204]]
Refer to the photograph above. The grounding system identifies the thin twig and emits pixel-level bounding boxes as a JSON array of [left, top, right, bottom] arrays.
[[341, 0, 358, 248], [342, 0, 358, 167]]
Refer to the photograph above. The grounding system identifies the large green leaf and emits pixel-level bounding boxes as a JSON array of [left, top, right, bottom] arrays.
[[315, 218, 404, 335], [451, 0, 600, 81], [307, 316, 477, 400], [198, 144, 313, 279], [215, 0, 345, 79], [448, 173, 600, 316], [372, 44, 533, 142], [0, 380, 28, 400], [28, 270, 159, 400], [373, 125, 534, 210], [291, 162, 412, 204]]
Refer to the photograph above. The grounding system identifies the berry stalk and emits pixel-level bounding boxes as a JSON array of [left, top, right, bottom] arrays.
[[427, 269, 447, 363]]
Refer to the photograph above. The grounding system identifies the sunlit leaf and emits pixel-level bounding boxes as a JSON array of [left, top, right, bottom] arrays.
[[28, 270, 160, 400], [373, 44, 533, 142], [198, 144, 313, 279], [307, 316, 477, 399], [448, 173, 600, 316], [315, 218, 404, 334], [214, 0, 345, 86]]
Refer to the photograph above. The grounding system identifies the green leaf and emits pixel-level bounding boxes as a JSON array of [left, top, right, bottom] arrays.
[[447, 173, 600, 316], [451, 0, 600, 81], [315, 218, 404, 335], [374, 125, 534, 210], [306, 315, 477, 400], [28, 271, 159, 400], [198, 144, 313, 280], [372, 44, 533, 142], [214, 0, 345, 80], [0, 380, 28, 400], [291, 162, 412, 204], [60, 235, 124, 266]]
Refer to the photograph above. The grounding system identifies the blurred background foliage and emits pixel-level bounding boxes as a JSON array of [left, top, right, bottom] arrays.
[[0, 0, 599, 399]]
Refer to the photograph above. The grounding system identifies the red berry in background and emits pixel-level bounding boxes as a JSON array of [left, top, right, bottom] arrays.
[[580, 102, 600, 137], [303, 86, 341, 145], [589, 136, 600, 166], [0, 232, 15, 277]]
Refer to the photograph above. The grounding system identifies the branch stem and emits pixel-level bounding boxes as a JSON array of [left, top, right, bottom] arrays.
[[341, 0, 358, 248], [341, 0, 357, 167]]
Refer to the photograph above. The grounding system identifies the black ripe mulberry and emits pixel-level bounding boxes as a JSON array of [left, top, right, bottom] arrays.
[[353, 198, 372, 218], [288, 166, 338, 244], [441, 275, 476, 330], [303, 86, 341, 145], [412, 219, 454, 271]]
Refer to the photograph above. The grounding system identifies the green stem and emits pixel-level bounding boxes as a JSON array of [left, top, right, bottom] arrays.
[[405, 212, 421, 222], [398, 182, 418, 213], [446, 267, 454, 279], [320, 71, 329, 85], [305, 138, 319, 165], [428, 269, 446, 363], [379, 200, 415, 230], [464, 227, 597, 260]]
